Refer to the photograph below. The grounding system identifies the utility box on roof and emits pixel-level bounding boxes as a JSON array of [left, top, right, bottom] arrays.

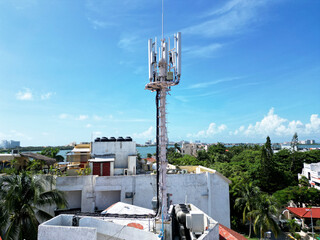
[[186, 211, 206, 234]]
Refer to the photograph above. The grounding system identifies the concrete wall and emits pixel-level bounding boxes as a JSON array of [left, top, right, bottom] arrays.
[[128, 156, 137, 175], [56, 172, 230, 227], [95, 190, 121, 210], [209, 173, 230, 227], [65, 191, 82, 209], [38, 215, 97, 240], [80, 217, 159, 240], [91, 141, 136, 168]]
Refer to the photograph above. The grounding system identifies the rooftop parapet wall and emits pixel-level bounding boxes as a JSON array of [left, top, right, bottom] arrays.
[[56, 171, 231, 228], [38, 215, 97, 240], [80, 217, 159, 240]]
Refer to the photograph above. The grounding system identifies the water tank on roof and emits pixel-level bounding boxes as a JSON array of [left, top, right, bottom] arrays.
[[101, 137, 108, 142], [125, 136, 132, 141], [109, 137, 116, 141], [95, 137, 101, 142], [117, 137, 124, 142]]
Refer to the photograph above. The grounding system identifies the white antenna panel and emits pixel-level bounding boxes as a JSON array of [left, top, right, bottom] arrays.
[[177, 32, 181, 77], [148, 39, 153, 80]]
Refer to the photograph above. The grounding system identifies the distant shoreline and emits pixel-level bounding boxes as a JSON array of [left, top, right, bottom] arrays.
[[0, 146, 73, 153]]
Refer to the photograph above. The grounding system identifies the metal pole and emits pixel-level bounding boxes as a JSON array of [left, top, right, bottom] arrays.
[[162, 0, 164, 40], [311, 208, 314, 240]]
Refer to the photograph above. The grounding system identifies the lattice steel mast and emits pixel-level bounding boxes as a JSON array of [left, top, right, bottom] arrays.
[[146, 28, 181, 219]]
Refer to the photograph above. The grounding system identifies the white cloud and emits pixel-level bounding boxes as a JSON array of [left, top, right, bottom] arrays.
[[186, 109, 319, 141], [305, 114, 320, 134], [132, 126, 154, 139], [87, 17, 115, 29], [41, 92, 53, 100], [187, 76, 242, 89], [182, 0, 268, 38], [86, 124, 92, 128], [85, 0, 154, 30], [59, 113, 69, 119], [188, 123, 227, 138], [133, 66, 145, 75], [174, 96, 189, 103], [0, 130, 32, 141], [91, 131, 102, 139], [184, 43, 223, 58], [77, 115, 88, 121], [93, 115, 102, 121], [16, 89, 33, 100], [117, 36, 140, 51], [242, 108, 320, 137], [232, 125, 245, 135]]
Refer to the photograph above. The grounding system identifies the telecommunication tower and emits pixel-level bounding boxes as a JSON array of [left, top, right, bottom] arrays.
[[145, 26, 181, 220]]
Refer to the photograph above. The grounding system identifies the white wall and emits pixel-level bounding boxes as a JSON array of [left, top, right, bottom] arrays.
[[91, 141, 136, 168], [95, 190, 121, 210], [38, 215, 97, 240], [56, 173, 230, 227], [65, 191, 82, 209]]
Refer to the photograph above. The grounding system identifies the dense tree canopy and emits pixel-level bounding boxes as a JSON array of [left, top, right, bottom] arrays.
[[167, 137, 320, 235]]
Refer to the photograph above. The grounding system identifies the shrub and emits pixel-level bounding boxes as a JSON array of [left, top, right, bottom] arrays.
[[293, 233, 301, 240]]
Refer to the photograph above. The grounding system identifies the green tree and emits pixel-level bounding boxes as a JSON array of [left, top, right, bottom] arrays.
[[288, 219, 299, 234], [137, 153, 142, 161], [0, 172, 67, 240], [291, 132, 299, 151], [235, 182, 260, 238], [290, 132, 299, 171], [207, 143, 226, 155], [299, 176, 310, 187], [27, 159, 46, 173], [253, 194, 280, 238], [196, 150, 209, 164], [40, 147, 64, 162], [258, 136, 276, 193]]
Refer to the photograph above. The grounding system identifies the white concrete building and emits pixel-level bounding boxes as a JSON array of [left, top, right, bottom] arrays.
[[38, 202, 219, 240], [298, 162, 320, 190], [90, 137, 137, 176], [56, 171, 231, 228], [181, 143, 208, 157]]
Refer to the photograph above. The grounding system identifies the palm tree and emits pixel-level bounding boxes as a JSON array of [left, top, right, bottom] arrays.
[[174, 143, 181, 153], [235, 182, 260, 238], [0, 171, 67, 240], [253, 194, 280, 238]]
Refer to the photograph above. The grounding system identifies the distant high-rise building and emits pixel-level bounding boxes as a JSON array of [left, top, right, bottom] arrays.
[[300, 139, 316, 145], [9, 140, 20, 148], [0, 140, 20, 149], [0, 140, 8, 148]]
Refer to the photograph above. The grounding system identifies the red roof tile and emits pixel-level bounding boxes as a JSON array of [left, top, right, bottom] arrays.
[[286, 207, 320, 219], [219, 224, 248, 240], [145, 157, 156, 163]]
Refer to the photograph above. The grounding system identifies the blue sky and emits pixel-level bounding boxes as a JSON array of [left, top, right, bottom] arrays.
[[0, 0, 319, 146]]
